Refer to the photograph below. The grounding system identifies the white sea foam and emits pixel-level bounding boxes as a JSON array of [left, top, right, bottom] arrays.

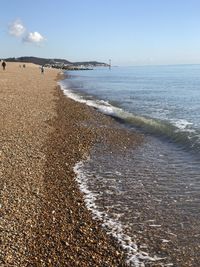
[[59, 80, 124, 117], [172, 119, 193, 131], [74, 159, 167, 266], [59, 81, 164, 130]]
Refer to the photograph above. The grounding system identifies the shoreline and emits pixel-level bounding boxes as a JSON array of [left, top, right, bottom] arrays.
[[2, 63, 199, 266], [30, 85, 130, 266], [51, 70, 198, 266], [0, 63, 130, 266]]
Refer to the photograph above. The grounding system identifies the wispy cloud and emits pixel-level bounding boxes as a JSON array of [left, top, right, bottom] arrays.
[[8, 19, 26, 37], [23, 31, 45, 44], [8, 19, 46, 45]]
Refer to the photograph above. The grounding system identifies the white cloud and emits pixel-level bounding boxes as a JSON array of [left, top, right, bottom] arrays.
[[23, 31, 45, 44], [9, 19, 25, 37], [8, 19, 46, 45]]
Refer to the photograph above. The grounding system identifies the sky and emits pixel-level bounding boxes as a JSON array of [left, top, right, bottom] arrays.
[[1, 0, 200, 66]]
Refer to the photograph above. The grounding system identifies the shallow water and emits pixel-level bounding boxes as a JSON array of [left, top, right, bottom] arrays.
[[61, 65, 200, 154], [75, 133, 200, 266], [60, 65, 200, 266]]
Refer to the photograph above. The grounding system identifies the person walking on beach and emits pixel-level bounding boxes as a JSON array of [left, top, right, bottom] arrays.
[[41, 65, 44, 74], [2, 61, 6, 70]]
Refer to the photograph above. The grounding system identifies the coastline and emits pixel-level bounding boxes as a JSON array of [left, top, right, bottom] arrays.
[[30, 85, 130, 266], [1, 62, 199, 267], [60, 66, 200, 267], [0, 63, 133, 266]]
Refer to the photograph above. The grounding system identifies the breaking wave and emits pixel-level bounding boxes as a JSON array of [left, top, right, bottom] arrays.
[[59, 81, 200, 154]]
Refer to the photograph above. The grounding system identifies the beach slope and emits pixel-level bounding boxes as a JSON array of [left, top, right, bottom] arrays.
[[0, 63, 126, 266]]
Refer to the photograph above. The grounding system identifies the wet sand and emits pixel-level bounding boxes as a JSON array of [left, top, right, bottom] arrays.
[[0, 63, 131, 266]]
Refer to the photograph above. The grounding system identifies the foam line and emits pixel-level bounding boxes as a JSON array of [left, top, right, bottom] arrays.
[[74, 159, 168, 266], [59, 80, 200, 153]]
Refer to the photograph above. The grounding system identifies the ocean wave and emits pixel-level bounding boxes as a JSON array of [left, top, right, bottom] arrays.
[[59, 81, 200, 153]]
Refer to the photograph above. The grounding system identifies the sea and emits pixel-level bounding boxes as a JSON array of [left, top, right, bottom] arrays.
[[59, 65, 200, 267]]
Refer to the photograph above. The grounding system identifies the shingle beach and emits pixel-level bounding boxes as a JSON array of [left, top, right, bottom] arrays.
[[0, 63, 142, 266]]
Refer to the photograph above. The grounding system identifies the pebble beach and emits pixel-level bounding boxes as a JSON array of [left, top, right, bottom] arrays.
[[0, 63, 134, 266]]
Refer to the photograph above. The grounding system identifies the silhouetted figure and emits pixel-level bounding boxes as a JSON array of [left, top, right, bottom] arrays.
[[41, 66, 44, 74], [2, 61, 6, 70]]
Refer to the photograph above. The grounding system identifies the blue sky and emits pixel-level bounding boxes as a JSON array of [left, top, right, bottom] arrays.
[[1, 0, 200, 65]]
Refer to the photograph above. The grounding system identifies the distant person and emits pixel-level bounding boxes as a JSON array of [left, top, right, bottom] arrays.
[[2, 61, 6, 70], [41, 65, 44, 74]]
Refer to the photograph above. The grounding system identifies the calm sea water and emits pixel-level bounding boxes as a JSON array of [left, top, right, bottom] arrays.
[[60, 65, 200, 266]]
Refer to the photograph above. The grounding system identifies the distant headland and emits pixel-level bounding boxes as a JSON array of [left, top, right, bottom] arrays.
[[4, 56, 109, 70]]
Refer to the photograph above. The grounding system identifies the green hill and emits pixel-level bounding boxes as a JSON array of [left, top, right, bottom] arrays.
[[4, 56, 108, 67]]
